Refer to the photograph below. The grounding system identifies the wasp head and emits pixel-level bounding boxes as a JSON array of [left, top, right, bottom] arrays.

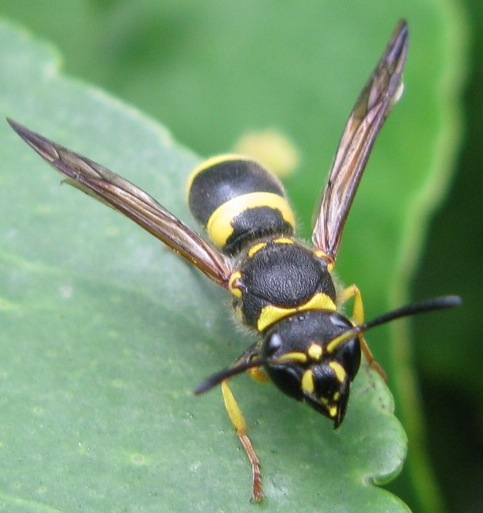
[[261, 311, 361, 427], [195, 296, 461, 427]]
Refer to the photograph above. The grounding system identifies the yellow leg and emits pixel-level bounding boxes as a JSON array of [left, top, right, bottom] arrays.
[[359, 336, 387, 382], [221, 380, 263, 502], [339, 285, 387, 380], [339, 284, 365, 325], [248, 366, 271, 384]]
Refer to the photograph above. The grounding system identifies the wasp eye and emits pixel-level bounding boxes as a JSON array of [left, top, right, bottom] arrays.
[[329, 312, 352, 329], [266, 333, 283, 355]]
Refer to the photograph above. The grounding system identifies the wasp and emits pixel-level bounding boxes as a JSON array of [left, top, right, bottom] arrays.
[[7, 19, 461, 502]]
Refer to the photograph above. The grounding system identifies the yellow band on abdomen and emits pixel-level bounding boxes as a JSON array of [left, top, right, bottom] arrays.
[[206, 192, 295, 249]]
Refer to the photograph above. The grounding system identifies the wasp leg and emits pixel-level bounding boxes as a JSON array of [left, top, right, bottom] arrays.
[[359, 335, 387, 382], [339, 284, 365, 324], [247, 366, 270, 384], [230, 343, 271, 385], [339, 285, 387, 381], [221, 380, 263, 502]]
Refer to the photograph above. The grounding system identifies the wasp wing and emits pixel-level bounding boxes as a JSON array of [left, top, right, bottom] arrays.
[[8, 119, 233, 288], [312, 20, 409, 261]]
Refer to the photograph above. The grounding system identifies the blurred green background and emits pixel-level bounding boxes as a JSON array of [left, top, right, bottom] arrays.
[[0, 1, 481, 512]]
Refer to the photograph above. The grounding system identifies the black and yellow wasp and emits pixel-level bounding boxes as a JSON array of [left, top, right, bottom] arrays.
[[8, 20, 460, 502]]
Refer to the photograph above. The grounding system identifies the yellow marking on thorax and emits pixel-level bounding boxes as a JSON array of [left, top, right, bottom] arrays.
[[248, 237, 294, 258], [313, 249, 335, 272], [228, 271, 243, 298], [248, 242, 267, 258], [206, 192, 295, 249], [257, 292, 336, 332]]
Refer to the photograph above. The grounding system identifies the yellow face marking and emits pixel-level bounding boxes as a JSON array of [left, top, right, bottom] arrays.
[[248, 242, 267, 258], [228, 271, 243, 298], [307, 343, 323, 360], [277, 352, 308, 364], [206, 192, 296, 249], [257, 292, 337, 332], [329, 361, 347, 384], [301, 370, 315, 394], [325, 331, 355, 354]]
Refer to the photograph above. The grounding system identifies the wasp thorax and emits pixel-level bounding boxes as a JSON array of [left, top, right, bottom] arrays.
[[261, 311, 361, 427], [228, 240, 337, 332]]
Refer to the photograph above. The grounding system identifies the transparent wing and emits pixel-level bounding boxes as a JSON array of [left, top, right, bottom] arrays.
[[312, 20, 409, 261], [8, 119, 233, 288]]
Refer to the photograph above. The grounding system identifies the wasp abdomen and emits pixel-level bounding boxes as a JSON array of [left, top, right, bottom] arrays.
[[188, 156, 296, 255]]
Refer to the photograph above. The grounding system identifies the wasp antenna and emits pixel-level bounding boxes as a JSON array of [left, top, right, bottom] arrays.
[[363, 295, 462, 332], [195, 359, 267, 395], [327, 295, 462, 354]]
